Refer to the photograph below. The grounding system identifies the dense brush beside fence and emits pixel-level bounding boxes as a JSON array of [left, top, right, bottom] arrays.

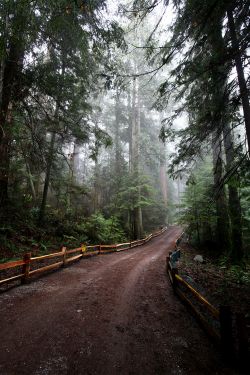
[[167, 232, 250, 373], [0, 226, 168, 287]]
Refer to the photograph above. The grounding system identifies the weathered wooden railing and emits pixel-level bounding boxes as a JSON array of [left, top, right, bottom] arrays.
[[0, 226, 168, 287], [167, 232, 250, 372]]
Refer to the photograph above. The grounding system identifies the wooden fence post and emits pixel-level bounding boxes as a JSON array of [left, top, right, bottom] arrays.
[[99, 243, 101, 254], [115, 243, 117, 251], [220, 306, 234, 364], [236, 313, 250, 374], [137, 239, 139, 246], [21, 253, 31, 284], [166, 256, 170, 272], [172, 268, 178, 293], [62, 247, 66, 267], [130, 241, 132, 249]]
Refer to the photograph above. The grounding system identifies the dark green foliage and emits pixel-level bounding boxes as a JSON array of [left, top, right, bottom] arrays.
[[174, 157, 218, 247]]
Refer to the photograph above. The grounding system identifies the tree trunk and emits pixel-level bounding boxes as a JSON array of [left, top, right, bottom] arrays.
[[94, 158, 98, 214], [0, 15, 9, 115], [39, 129, 56, 222], [159, 113, 167, 205], [115, 92, 120, 175], [39, 52, 65, 222], [128, 88, 132, 172], [0, 32, 25, 206], [73, 144, 80, 185], [223, 122, 244, 261], [137, 75, 142, 237], [227, 7, 250, 155], [66, 145, 75, 209], [131, 61, 136, 167], [212, 129, 231, 253], [131, 61, 137, 239], [177, 177, 180, 204], [26, 162, 36, 201]]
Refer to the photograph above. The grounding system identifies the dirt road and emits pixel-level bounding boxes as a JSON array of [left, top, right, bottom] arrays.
[[0, 227, 234, 375]]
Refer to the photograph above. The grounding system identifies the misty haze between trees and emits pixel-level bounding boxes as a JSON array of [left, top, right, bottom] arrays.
[[1, 0, 250, 276]]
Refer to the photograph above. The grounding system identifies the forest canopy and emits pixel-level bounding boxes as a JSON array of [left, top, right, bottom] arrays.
[[0, 0, 250, 265]]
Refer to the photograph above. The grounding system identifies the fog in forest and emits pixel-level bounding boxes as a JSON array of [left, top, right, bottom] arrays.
[[1, 0, 250, 263]]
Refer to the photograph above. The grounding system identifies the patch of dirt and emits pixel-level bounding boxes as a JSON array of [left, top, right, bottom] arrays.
[[0, 227, 239, 374]]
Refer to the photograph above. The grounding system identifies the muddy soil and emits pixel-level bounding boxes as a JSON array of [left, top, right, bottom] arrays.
[[0, 227, 237, 375]]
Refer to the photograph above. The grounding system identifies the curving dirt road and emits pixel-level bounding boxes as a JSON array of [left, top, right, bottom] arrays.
[[0, 227, 234, 375]]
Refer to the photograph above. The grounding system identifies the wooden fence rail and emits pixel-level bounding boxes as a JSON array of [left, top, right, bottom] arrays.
[[167, 231, 250, 372], [0, 226, 169, 287]]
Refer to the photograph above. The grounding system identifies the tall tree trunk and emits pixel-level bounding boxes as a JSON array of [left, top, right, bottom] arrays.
[[115, 92, 120, 175], [39, 128, 56, 222], [227, 7, 250, 155], [131, 61, 136, 167], [83, 143, 88, 182], [94, 158, 98, 214], [212, 129, 231, 252], [128, 88, 132, 172], [66, 145, 75, 209], [127, 86, 132, 233], [223, 122, 244, 261], [135, 75, 142, 238], [26, 161, 36, 201], [39, 53, 65, 222], [0, 15, 9, 114], [73, 144, 80, 185], [0, 32, 25, 206], [177, 177, 180, 204], [159, 113, 167, 205], [131, 61, 137, 239]]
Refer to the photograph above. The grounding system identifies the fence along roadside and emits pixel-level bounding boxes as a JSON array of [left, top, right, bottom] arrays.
[[0, 227, 168, 287], [167, 233, 250, 373]]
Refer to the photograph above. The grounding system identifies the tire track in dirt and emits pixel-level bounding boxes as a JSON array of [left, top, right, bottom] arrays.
[[103, 228, 179, 373]]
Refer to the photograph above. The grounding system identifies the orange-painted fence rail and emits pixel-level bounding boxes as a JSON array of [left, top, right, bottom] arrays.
[[167, 232, 250, 372], [0, 226, 169, 287]]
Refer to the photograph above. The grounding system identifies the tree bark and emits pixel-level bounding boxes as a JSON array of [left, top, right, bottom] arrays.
[[26, 161, 36, 201], [39, 52, 65, 222], [223, 122, 244, 261], [115, 92, 120, 175], [94, 157, 98, 214], [0, 32, 25, 206], [131, 60, 137, 239], [0, 15, 9, 115], [66, 146, 75, 209], [39, 129, 56, 222], [227, 7, 250, 155], [131, 61, 136, 167], [73, 144, 80, 185], [137, 75, 143, 237], [159, 113, 167, 205], [212, 129, 231, 253]]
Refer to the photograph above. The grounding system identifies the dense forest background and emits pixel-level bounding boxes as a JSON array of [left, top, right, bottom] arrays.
[[1, 0, 250, 267]]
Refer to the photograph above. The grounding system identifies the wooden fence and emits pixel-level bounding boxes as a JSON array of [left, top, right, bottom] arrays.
[[167, 232, 250, 373], [0, 226, 168, 287]]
